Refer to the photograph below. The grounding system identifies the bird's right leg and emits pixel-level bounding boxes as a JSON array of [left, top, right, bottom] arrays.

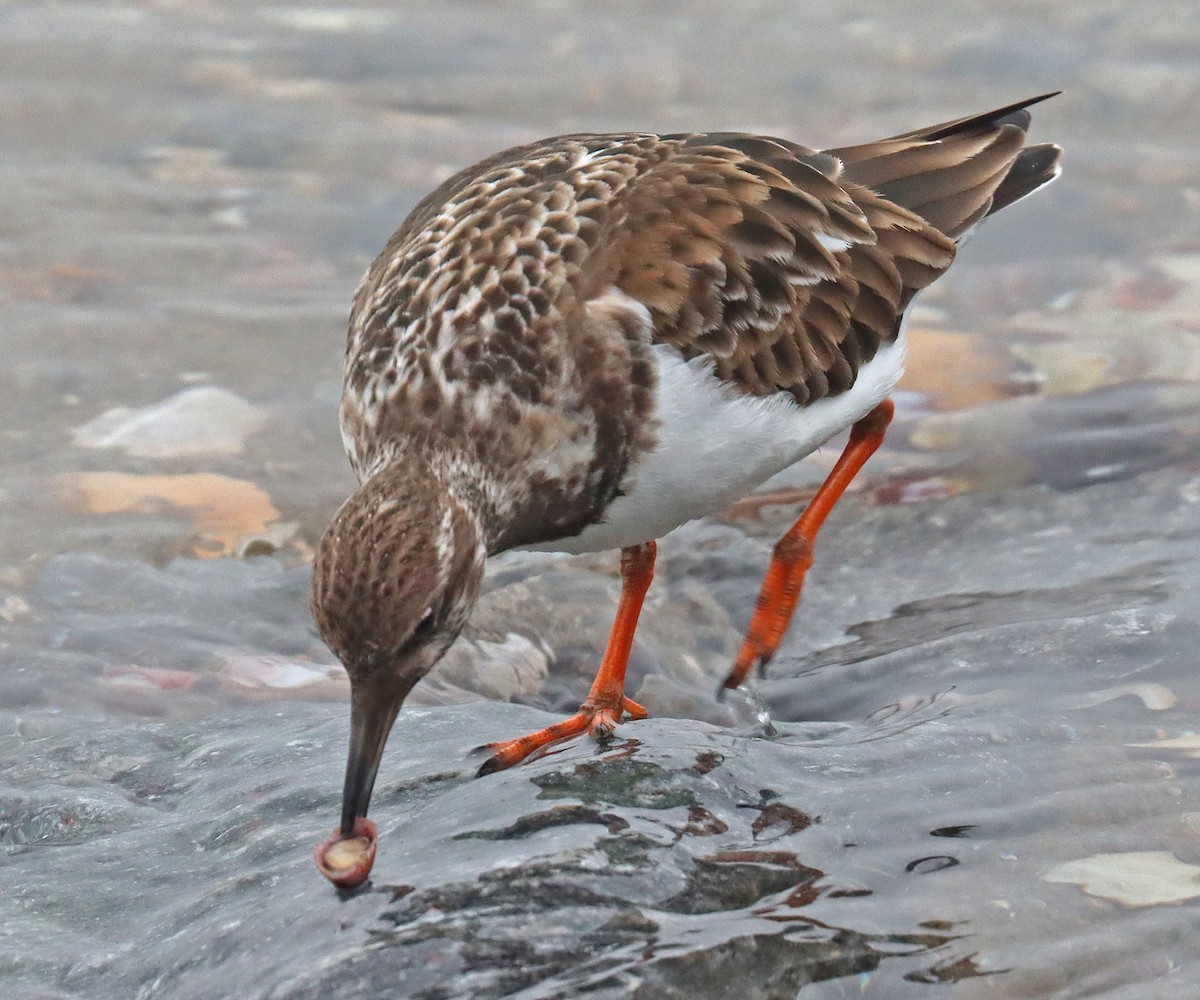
[[477, 540, 655, 776]]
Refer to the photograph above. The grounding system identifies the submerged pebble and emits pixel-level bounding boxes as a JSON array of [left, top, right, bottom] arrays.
[[57, 471, 285, 558], [218, 655, 347, 698]]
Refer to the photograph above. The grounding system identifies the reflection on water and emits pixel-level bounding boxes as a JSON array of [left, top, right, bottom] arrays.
[[3, 1, 1200, 997]]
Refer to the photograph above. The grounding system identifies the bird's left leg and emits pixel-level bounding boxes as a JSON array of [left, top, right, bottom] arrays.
[[723, 398, 894, 691], [477, 540, 655, 776]]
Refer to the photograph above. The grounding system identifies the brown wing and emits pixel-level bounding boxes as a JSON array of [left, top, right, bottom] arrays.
[[610, 96, 1059, 405]]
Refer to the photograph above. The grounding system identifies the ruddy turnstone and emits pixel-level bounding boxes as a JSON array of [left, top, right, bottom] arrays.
[[311, 94, 1062, 886]]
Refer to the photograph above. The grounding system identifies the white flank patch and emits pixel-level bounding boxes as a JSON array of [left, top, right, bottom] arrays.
[[528, 328, 906, 554]]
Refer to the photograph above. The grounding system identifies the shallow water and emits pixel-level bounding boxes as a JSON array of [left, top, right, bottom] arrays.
[[3, 2, 1200, 998]]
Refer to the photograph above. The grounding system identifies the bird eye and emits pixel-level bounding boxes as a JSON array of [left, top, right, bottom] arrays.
[[412, 608, 437, 641], [391, 607, 437, 660]]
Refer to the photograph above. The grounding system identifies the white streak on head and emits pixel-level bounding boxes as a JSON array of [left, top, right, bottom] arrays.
[[434, 503, 456, 587], [340, 423, 362, 479]]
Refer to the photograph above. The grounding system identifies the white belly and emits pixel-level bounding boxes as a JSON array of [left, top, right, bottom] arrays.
[[526, 331, 906, 554]]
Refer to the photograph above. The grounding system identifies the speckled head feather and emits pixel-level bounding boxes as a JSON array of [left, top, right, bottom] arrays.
[[310, 459, 483, 672], [311, 456, 488, 836]]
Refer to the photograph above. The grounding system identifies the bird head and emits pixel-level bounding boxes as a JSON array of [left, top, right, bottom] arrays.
[[310, 460, 485, 840]]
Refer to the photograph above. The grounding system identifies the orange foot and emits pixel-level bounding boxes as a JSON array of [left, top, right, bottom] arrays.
[[476, 696, 648, 776]]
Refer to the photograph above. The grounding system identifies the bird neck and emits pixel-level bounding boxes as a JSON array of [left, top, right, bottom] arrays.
[[366, 441, 503, 557]]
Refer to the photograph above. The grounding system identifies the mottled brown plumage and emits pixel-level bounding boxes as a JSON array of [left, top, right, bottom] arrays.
[[312, 95, 1062, 887]]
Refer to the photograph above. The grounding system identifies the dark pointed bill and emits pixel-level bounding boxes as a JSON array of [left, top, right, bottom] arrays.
[[314, 673, 414, 888], [339, 675, 410, 835]]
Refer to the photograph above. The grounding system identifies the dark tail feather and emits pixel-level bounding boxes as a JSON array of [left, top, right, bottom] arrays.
[[825, 93, 1062, 239], [989, 142, 1062, 215], [883, 91, 1061, 142]]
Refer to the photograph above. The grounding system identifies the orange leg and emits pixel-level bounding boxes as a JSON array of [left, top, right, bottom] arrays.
[[477, 541, 656, 776], [723, 398, 894, 691]]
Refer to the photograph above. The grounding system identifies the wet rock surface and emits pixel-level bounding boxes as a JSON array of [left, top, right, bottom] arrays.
[[3, 1, 1200, 998], [6, 467, 1200, 998]]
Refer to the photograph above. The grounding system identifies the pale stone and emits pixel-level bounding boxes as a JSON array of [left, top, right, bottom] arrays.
[[72, 387, 266, 459], [1044, 851, 1200, 907]]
